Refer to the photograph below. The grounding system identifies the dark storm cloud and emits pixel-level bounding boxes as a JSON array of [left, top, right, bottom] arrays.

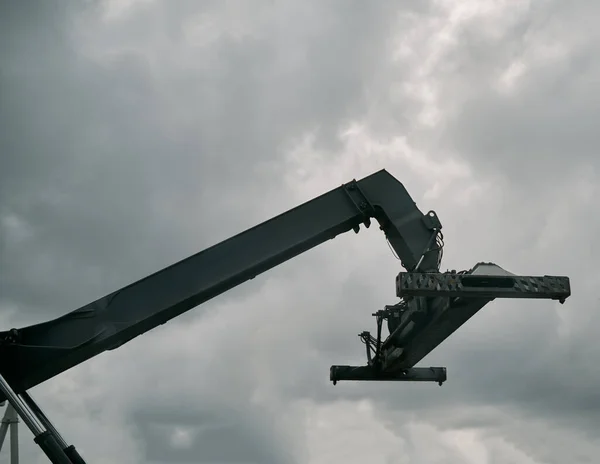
[[0, 1, 434, 462], [414, 0, 600, 425], [133, 408, 294, 463], [336, 3, 600, 460], [363, 177, 600, 462], [426, 0, 600, 186], [3, 1, 600, 463], [0, 0, 416, 323]]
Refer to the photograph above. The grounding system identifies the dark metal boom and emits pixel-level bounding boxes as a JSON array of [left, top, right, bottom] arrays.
[[0, 169, 442, 395], [0, 169, 570, 464]]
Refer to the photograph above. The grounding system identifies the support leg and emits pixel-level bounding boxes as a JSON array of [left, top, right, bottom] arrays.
[[0, 404, 11, 453], [0, 374, 72, 464], [8, 405, 18, 464]]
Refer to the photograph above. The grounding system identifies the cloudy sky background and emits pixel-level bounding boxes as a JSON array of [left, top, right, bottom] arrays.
[[1, 0, 599, 463]]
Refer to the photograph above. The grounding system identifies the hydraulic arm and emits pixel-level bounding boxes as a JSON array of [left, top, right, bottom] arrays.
[[0, 169, 443, 396], [0, 169, 571, 464]]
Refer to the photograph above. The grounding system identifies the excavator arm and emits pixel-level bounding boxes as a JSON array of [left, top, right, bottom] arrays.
[[0, 169, 571, 464]]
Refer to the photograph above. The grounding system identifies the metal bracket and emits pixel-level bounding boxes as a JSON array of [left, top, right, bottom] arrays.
[[422, 210, 442, 231], [343, 180, 374, 233], [412, 211, 443, 272]]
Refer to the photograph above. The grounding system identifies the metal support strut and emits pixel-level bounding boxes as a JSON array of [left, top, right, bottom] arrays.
[[0, 372, 87, 464], [21, 393, 87, 464], [0, 402, 19, 464]]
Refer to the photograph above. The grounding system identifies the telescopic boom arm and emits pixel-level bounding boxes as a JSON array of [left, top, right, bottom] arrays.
[[0, 169, 570, 464], [0, 169, 443, 396]]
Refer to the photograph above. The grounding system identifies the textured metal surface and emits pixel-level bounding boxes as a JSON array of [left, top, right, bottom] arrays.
[[397, 271, 571, 301]]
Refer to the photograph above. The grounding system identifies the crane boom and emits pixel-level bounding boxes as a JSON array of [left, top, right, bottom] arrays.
[[0, 169, 441, 395], [0, 168, 570, 464]]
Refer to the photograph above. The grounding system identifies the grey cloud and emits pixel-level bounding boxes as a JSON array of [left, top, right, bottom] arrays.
[[1, 1, 432, 462], [433, 1, 600, 186], [132, 408, 296, 464], [409, 0, 600, 437], [3, 0, 600, 463], [351, 0, 600, 425], [0, 0, 411, 322]]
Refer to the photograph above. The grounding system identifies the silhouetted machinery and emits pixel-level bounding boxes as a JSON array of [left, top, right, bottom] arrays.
[[0, 170, 571, 463]]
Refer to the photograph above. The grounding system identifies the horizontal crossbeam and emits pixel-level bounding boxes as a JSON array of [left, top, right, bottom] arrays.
[[397, 269, 570, 302], [330, 365, 446, 385]]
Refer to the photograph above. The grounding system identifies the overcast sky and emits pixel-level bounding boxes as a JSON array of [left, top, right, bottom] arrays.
[[1, 1, 599, 463]]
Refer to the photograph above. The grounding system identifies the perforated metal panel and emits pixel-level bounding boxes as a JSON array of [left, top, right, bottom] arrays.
[[397, 269, 570, 302]]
